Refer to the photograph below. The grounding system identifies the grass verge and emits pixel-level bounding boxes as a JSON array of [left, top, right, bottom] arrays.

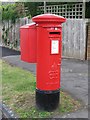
[[2, 60, 81, 118]]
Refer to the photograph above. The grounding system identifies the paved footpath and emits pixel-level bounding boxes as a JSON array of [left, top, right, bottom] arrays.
[[1, 47, 88, 118]]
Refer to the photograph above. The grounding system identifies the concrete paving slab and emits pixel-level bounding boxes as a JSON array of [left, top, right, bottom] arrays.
[[61, 108, 88, 118]]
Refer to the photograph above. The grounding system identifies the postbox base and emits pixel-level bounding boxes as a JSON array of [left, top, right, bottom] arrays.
[[36, 89, 60, 111]]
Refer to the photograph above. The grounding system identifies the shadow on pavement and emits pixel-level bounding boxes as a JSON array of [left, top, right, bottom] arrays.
[[0, 46, 20, 58]]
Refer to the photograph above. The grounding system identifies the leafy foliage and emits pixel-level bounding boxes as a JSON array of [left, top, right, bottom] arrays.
[[2, 3, 26, 48], [2, 3, 26, 23], [2, 4, 17, 22], [24, 2, 43, 17]]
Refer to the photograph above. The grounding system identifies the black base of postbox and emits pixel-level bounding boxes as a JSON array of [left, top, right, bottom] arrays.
[[36, 89, 60, 111]]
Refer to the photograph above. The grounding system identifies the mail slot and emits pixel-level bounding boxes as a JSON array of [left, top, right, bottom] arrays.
[[49, 32, 60, 35], [48, 29, 61, 38]]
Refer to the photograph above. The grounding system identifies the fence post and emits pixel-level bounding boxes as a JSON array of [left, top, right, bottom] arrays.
[[82, 0, 85, 19], [44, 1, 46, 14]]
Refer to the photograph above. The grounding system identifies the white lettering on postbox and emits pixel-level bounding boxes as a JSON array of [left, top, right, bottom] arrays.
[[51, 40, 59, 54]]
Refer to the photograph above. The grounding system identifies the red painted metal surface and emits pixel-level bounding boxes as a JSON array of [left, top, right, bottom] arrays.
[[32, 14, 66, 24], [32, 14, 66, 91], [20, 23, 37, 63]]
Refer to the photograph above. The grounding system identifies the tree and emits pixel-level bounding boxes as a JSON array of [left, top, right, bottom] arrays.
[[24, 2, 43, 17], [2, 2, 26, 22], [15, 2, 26, 18]]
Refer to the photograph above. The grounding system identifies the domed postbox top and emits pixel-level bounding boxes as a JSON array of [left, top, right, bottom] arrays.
[[32, 14, 66, 24]]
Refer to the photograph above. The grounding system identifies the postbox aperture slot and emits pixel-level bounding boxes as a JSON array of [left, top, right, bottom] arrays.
[[49, 32, 60, 35]]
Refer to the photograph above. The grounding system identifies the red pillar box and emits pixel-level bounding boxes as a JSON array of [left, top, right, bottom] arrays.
[[32, 14, 66, 111], [20, 23, 37, 63]]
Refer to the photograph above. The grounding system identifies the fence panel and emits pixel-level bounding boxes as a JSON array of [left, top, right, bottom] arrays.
[[1, 18, 86, 60], [2, 17, 32, 50], [62, 19, 86, 60], [38, 3, 84, 19]]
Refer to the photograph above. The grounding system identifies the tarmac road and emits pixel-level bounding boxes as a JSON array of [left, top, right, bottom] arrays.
[[0, 46, 20, 58]]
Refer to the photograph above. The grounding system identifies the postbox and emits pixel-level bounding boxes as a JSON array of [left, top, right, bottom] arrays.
[[32, 14, 66, 111], [20, 23, 37, 63], [20, 14, 66, 111]]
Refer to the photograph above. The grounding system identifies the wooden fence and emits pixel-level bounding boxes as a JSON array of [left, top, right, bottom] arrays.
[[1, 18, 87, 60], [38, 3, 85, 19], [87, 22, 90, 60], [1, 17, 32, 49], [62, 19, 86, 60]]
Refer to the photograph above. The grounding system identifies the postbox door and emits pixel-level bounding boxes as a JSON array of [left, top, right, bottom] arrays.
[[37, 26, 62, 91]]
